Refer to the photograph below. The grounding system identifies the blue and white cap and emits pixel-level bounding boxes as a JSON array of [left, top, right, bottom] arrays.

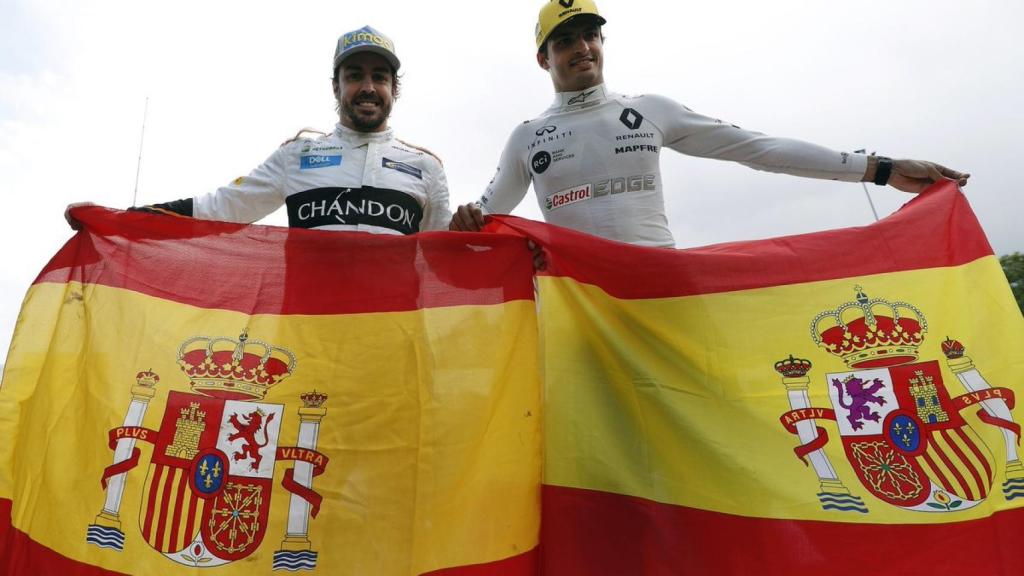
[[333, 25, 400, 73]]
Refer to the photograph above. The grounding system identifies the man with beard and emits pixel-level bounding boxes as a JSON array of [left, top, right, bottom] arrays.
[[448, 1, 968, 247], [68, 26, 450, 235]]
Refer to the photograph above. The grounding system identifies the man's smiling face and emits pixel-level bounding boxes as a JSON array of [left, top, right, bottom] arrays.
[[538, 17, 604, 93], [334, 52, 395, 132]]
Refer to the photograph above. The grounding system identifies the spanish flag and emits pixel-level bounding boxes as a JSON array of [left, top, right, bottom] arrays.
[[3, 183, 1022, 575], [0, 208, 541, 574], [493, 181, 1024, 575]]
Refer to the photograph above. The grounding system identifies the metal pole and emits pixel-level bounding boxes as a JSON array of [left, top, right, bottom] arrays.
[[855, 149, 880, 222], [132, 97, 149, 207]]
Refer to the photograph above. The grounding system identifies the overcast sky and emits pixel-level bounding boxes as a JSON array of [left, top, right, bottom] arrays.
[[1, 0, 1022, 365]]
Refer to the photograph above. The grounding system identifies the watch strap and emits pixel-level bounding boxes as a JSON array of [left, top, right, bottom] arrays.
[[873, 156, 894, 186]]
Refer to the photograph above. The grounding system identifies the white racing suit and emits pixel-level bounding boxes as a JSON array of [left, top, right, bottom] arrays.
[[479, 84, 868, 247], [150, 123, 451, 234]]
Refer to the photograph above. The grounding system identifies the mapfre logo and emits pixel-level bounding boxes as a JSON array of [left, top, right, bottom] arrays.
[[545, 183, 592, 210]]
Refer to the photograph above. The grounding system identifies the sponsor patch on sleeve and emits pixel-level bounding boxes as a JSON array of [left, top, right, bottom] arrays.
[[382, 157, 423, 180], [299, 154, 342, 170], [545, 183, 593, 211]]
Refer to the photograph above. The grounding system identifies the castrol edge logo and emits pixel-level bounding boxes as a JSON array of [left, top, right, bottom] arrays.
[[545, 183, 592, 211]]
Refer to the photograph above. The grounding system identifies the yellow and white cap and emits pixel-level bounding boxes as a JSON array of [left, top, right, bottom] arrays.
[[535, 0, 606, 50], [334, 25, 400, 73]]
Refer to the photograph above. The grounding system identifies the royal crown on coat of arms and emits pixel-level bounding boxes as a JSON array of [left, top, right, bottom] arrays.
[[301, 390, 328, 408], [135, 369, 160, 388], [941, 337, 965, 359], [177, 330, 297, 400], [88, 331, 329, 572], [776, 286, 1024, 515], [774, 355, 812, 378], [810, 285, 928, 369]]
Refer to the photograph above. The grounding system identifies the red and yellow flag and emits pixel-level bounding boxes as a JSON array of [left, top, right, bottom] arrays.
[[493, 181, 1024, 575], [0, 208, 541, 575], [2, 182, 1023, 575]]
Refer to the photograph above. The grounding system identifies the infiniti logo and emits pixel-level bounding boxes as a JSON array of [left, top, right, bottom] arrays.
[[536, 125, 558, 136]]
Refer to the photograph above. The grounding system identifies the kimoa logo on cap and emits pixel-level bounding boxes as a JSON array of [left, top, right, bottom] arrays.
[[344, 31, 393, 50]]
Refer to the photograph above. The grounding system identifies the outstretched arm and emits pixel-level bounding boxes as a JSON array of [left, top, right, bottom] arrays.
[[862, 156, 969, 193], [65, 145, 290, 229], [652, 94, 969, 191]]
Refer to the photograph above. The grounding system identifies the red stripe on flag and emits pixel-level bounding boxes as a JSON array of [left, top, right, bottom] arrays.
[[941, 428, 987, 499], [37, 207, 535, 315], [491, 182, 992, 299], [0, 499, 128, 575], [184, 493, 199, 553], [0, 497, 535, 575], [168, 470, 188, 552], [540, 484, 1024, 575], [920, 449, 955, 495], [930, 432, 976, 501], [956, 426, 995, 488], [141, 464, 164, 543], [153, 467, 177, 552], [419, 547, 537, 575]]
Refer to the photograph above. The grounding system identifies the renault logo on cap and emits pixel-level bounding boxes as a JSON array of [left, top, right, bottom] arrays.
[[559, 0, 574, 7]]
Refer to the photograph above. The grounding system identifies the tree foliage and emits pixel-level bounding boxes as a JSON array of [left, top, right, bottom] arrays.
[[1000, 252, 1024, 314]]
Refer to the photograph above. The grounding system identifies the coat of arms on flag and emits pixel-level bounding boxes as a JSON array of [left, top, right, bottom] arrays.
[[777, 286, 1024, 513], [85, 331, 330, 571]]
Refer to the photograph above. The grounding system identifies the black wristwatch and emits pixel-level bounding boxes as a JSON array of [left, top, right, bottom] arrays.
[[873, 156, 894, 186]]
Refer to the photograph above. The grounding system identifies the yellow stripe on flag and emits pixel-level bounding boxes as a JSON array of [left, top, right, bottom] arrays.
[[539, 256, 1024, 524], [1, 281, 540, 575]]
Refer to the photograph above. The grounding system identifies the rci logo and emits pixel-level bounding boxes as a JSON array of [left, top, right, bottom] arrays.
[[532, 151, 552, 174], [620, 108, 644, 130]]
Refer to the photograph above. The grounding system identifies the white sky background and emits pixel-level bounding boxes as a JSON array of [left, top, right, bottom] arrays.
[[1, 0, 1022, 364]]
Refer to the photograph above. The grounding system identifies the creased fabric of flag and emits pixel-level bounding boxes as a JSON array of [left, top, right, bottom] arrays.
[[0, 207, 540, 575], [492, 181, 1024, 576]]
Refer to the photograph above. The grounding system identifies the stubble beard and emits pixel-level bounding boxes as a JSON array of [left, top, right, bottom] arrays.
[[340, 95, 392, 132]]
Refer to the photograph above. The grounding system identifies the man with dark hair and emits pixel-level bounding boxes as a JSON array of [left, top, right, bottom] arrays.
[[449, 1, 967, 247], [69, 26, 450, 235]]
